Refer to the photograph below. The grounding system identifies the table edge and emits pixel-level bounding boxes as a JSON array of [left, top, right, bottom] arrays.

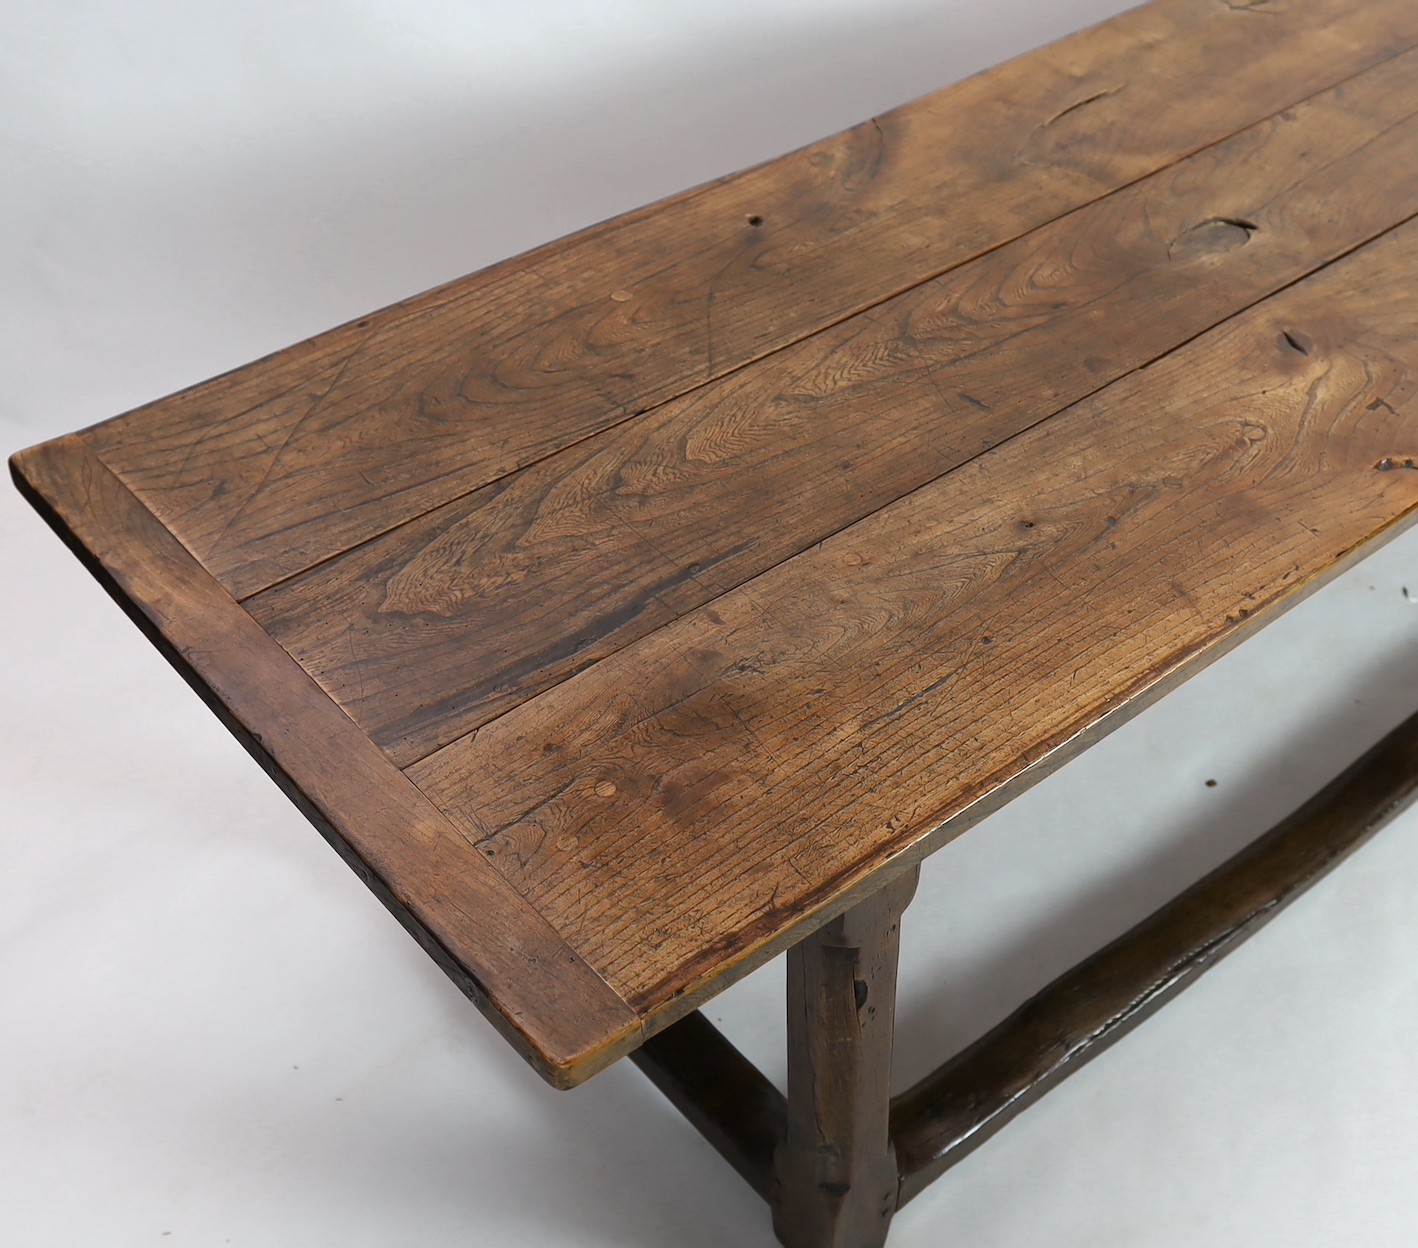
[[10, 433, 642, 1089], [16, 402, 1418, 1088], [614, 496, 1418, 1043]]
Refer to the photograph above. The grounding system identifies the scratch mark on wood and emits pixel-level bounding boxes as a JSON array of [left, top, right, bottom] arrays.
[[859, 672, 956, 734], [1042, 86, 1123, 128]]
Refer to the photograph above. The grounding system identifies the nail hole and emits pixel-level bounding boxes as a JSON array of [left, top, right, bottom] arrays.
[[747, 214, 763, 227], [1205, 778, 1218, 788]]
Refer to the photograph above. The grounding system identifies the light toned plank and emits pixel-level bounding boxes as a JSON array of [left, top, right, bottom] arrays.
[[88, 0, 1418, 598], [249, 44, 1418, 766], [408, 218, 1418, 1019], [8, 437, 639, 1087]]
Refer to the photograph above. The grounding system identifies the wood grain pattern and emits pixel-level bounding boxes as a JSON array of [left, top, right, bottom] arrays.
[[891, 709, 1418, 1202], [249, 45, 1418, 766], [8, 437, 639, 1088], [409, 218, 1418, 1021], [18, 0, 1418, 1117], [85, 0, 1418, 600]]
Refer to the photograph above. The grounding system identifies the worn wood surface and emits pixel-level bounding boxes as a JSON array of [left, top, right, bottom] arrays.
[[413, 218, 1418, 1018], [250, 43, 1418, 765], [773, 869, 918, 1248], [891, 707, 1418, 1203], [8, 438, 640, 1087], [83, 0, 1418, 599], [15, 0, 1418, 1088]]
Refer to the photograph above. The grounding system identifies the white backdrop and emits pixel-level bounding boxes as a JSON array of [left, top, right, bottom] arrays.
[[7, 2, 1418, 1245]]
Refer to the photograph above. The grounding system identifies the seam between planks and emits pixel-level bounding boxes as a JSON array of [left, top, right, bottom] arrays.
[[385, 198, 1418, 774], [9, 435, 643, 1083], [220, 28, 1418, 606]]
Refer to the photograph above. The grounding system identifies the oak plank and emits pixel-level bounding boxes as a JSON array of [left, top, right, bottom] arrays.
[[250, 45, 1418, 766], [408, 218, 1418, 1019], [8, 437, 639, 1087], [87, 0, 1418, 599]]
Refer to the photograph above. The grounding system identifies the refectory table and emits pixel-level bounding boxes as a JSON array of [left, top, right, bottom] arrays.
[[15, 2, 1418, 1243]]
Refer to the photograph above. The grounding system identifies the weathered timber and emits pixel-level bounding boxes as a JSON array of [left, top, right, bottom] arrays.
[[773, 868, 919, 1248], [84, 0, 1418, 599], [891, 709, 1418, 1202], [412, 217, 1418, 1023], [249, 43, 1418, 766], [8, 437, 640, 1087]]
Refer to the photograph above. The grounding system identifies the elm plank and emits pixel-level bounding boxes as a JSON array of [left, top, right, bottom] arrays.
[[7, 437, 639, 1088], [407, 219, 1418, 1018], [250, 45, 1418, 766], [87, 0, 1418, 599]]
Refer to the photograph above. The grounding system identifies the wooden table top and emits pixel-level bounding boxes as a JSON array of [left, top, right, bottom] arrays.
[[14, 0, 1418, 1088]]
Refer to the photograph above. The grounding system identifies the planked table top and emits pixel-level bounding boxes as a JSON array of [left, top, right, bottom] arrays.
[[14, 0, 1418, 1088]]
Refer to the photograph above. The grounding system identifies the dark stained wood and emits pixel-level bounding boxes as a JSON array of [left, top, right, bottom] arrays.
[[248, 44, 1418, 765], [83, 0, 1418, 599], [628, 705, 1418, 1227], [16, 0, 1418, 1150], [411, 217, 1418, 1024], [891, 709, 1418, 1203], [16, 3, 1418, 1239], [773, 868, 918, 1248], [7, 436, 640, 1088], [630, 1010, 786, 1202]]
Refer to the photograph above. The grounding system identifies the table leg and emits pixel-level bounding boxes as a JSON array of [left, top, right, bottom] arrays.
[[634, 713, 1418, 1245], [772, 866, 920, 1248]]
